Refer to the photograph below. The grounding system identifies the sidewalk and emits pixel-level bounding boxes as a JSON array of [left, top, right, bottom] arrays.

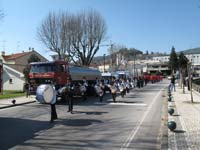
[[168, 85, 200, 150], [0, 95, 36, 109]]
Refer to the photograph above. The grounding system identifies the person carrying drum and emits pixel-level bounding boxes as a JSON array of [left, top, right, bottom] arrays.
[[50, 103, 57, 122], [109, 77, 118, 103], [82, 76, 88, 100], [94, 80, 104, 102], [36, 84, 58, 123]]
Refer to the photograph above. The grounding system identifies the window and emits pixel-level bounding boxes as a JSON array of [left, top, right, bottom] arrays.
[[9, 78, 13, 84]]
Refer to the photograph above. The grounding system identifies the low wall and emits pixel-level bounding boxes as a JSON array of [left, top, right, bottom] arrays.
[[192, 78, 200, 93]]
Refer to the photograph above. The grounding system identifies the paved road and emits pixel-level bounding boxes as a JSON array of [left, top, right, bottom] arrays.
[[0, 81, 168, 150]]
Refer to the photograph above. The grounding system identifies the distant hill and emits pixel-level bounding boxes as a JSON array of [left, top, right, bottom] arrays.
[[179, 48, 200, 54], [92, 48, 143, 64]]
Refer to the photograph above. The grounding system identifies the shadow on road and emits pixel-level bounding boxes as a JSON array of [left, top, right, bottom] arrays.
[[174, 130, 186, 133], [0, 117, 103, 150], [58, 118, 103, 126], [183, 101, 200, 104], [0, 117, 54, 150], [72, 111, 108, 115]]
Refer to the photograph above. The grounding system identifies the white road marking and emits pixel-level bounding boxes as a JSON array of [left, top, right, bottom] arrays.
[[94, 102, 146, 106], [120, 87, 164, 150], [109, 103, 147, 106]]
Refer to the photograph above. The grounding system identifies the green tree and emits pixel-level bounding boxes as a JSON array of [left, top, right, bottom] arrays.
[[23, 54, 41, 82], [169, 46, 178, 74]]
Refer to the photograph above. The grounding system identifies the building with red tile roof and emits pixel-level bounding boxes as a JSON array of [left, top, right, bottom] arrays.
[[1, 49, 48, 73], [0, 49, 48, 91]]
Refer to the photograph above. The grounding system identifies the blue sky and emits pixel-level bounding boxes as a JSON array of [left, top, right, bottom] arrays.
[[0, 0, 200, 60]]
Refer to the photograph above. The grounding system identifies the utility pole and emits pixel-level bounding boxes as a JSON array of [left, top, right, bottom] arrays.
[[103, 54, 106, 72], [188, 62, 193, 103], [100, 41, 114, 72], [110, 43, 113, 72], [134, 50, 136, 77], [2, 40, 6, 51]]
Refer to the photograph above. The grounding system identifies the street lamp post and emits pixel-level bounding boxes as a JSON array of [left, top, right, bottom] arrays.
[[103, 54, 106, 72], [188, 62, 193, 103], [134, 50, 136, 77]]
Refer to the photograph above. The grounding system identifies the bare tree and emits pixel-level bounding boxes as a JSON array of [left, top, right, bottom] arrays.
[[37, 12, 71, 60], [0, 10, 4, 23], [38, 9, 107, 66], [70, 9, 107, 66]]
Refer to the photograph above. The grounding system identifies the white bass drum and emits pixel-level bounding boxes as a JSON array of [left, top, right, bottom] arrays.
[[36, 84, 56, 104]]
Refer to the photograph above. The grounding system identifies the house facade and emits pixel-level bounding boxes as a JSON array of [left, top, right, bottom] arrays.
[[3, 64, 25, 91], [152, 53, 200, 76], [0, 49, 48, 91]]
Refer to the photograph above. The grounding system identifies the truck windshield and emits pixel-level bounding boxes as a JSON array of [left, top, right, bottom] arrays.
[[30, 64, 56, 73]]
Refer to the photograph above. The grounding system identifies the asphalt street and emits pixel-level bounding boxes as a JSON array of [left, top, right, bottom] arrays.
[[0, 81, 168, 150]]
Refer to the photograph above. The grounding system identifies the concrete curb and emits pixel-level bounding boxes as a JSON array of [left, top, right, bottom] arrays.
[[0, 101, 36, 109], [160, 89, 168, 150]]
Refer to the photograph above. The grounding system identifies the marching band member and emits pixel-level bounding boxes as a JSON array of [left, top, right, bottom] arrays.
[[49, 83, 58, 122], [125, 79, 130, 93], [65, 78, 74, 114], [82, 76, 88, 100], [50, 102, 57, 122], [118, 79, 126, 98], [94, 80, 104, 102], [109, 77, 118, 103]]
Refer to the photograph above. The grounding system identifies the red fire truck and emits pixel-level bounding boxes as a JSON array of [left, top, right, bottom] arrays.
[[28, 60, 101, 97]]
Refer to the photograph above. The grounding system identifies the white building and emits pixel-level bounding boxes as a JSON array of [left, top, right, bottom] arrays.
[[3, 64, 25, 91], [0, 50, 48, 91], [153, 56, 170, 62], [152, 52, 200, 75]]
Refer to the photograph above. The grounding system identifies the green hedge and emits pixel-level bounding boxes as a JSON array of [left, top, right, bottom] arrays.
[[0, 91, 25, 99]]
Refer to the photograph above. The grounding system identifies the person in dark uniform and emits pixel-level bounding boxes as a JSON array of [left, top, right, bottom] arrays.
[[170, 75, 176, 92], [24, 82, 30, 98], [66, 78, 74, 114], [50, 84, 58, 123], [50, 103, 57, 122]]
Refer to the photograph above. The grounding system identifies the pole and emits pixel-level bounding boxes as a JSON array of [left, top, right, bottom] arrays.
[[134, 50, 136, 77], [188, 62, 193, 103], [0, 60, 3, 95], [110, 44, 113, 72], [103, 54, 106, 72]]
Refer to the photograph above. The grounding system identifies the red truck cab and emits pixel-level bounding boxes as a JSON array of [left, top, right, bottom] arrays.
[[29, 60, 70, 93]]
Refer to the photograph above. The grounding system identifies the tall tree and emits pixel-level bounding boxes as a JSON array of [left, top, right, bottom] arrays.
[[23, 54, 41, 82], [37, 12, 71, 60], [169, 46, 178, 74], [38, 9, 107, 66], [0, 10, 3, 21], [70, 9, 107, 66]]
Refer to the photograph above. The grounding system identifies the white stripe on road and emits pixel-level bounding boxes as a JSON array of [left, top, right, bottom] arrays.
[[120, 87, 164, 150], [109, 103, 147, 106], [94, 102, 146, 106]]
